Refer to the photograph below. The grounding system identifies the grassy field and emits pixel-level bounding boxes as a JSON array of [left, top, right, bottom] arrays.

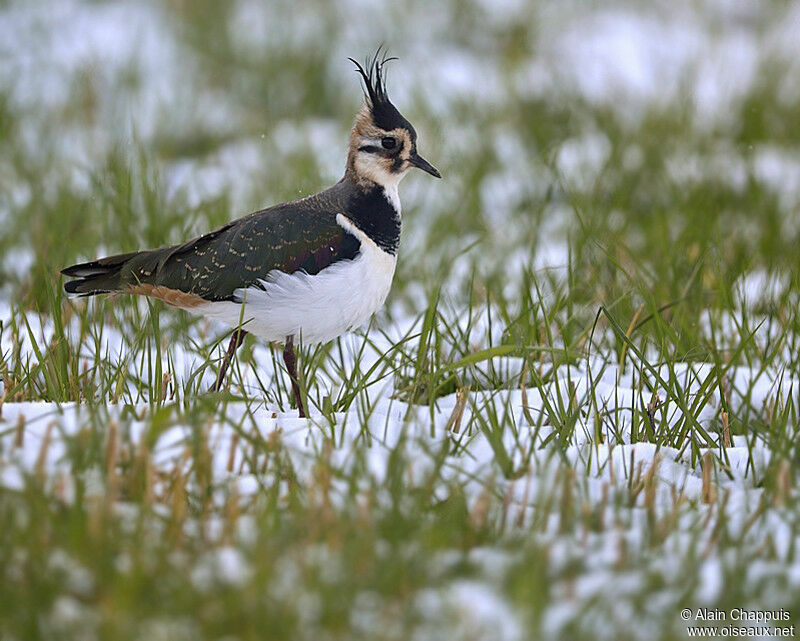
[[2, 1, 800, 639]]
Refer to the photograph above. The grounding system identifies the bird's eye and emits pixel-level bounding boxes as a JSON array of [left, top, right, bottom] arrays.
[[381, 137, 397, 150]]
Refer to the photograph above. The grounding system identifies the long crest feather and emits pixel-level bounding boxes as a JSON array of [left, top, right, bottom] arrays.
[[348, 47, 413, 134], [348, 46, 398, 111]]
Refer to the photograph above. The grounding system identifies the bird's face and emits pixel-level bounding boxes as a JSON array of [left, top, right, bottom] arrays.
[[348, 52, 440, 188], [352, 108, 440, 187]]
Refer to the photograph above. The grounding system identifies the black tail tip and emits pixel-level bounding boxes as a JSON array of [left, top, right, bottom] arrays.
[[62, 276, 112, 297], [63, 279, 81, 295]]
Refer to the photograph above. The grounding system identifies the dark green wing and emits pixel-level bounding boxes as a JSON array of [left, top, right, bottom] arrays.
[[63, 195, 361, 301]]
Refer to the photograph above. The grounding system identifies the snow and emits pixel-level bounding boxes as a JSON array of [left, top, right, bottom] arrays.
[[419, 581, 524, 641], [10, 292, 791, 638], [0, 341, 792, 511], [7, 296, 793, 530], [190, 546, 253, 590]]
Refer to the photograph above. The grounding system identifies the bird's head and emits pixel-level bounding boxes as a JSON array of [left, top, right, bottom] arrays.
[[347, 50, 441, 189]]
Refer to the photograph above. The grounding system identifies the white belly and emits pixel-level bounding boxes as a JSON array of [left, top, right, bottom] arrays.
[[194, 215, 397, 344]]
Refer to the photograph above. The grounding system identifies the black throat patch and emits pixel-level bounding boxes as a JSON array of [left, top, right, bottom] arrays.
[[345, 185, 401, 255]]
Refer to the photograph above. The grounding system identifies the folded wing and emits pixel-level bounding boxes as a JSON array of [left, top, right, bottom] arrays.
[[62, 200, 361, 303]]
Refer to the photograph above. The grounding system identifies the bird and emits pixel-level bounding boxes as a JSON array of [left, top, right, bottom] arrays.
[[60, 50, 441, 417]]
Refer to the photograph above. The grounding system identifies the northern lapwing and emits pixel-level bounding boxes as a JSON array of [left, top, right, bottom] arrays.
[[61, 50, 440, 417]]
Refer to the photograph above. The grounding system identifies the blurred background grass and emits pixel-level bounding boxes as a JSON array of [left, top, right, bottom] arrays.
[[2, 0, 799, 318]]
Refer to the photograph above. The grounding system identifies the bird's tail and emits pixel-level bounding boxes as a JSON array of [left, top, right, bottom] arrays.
[[61, 251, 141, 296]]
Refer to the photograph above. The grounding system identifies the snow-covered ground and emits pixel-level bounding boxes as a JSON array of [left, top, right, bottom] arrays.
[[3, 298, 800, 637]]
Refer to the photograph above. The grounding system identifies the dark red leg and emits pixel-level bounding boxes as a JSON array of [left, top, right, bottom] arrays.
[[211, 329, 248, 392], [282, 337, 307, 417]]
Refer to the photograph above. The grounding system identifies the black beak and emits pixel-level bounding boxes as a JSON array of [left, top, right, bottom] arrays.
[[409, 153, 441, 178]]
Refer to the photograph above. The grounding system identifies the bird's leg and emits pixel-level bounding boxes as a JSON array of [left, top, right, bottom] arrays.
[[210, 328, 248, 392], [282, 337, 307, 418]]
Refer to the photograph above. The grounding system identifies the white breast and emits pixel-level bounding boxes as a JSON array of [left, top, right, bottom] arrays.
[[194, 214, 397, 344]]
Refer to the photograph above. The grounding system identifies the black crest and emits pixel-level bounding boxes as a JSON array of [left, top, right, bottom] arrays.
[[349, 48, 414, 134]]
